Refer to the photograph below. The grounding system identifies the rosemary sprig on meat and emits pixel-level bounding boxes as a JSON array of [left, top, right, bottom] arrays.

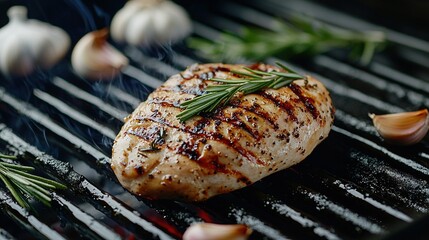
[[139, 127, 166, 152], [177, 62, 305, 122], [188, 17, 385, 64], [0, 153, 67, 209]]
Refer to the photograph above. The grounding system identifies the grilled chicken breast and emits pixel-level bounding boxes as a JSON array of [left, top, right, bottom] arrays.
[[111, 63, 334, 201]]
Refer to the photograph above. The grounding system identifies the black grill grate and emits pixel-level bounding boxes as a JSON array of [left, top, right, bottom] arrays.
[[0, 0, 428, 239]]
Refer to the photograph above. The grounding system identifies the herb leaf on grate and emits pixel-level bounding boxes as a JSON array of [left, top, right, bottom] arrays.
[[188, 16, 385, 65], [177, 62, 305, 122], [0, 153, 67, 209]]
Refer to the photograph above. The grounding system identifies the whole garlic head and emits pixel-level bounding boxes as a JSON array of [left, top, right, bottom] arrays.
[[71, 29, 129, 80], [369, 109, 429, 145], [111, 0, 192, 46], [0, 6, 70, 76]]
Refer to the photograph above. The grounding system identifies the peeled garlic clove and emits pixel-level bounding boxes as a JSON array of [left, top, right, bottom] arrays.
[[111, 0, 192, 46], [71, 29, 129, 80], [183, 223, 252, 240], [369, 109, 429, 145], [0, 6, 70, 76]]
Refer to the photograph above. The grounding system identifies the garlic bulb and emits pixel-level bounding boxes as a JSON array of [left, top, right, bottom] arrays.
[[183, 223, 252, 240], [0, 6, 70, 76], [369, 109, 429, 145], [111, 0, 192, 46], [71, 29, 129, 80]]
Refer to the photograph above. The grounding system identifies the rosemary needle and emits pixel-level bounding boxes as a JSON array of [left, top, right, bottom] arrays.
[[188, 16, 385, 65], [0, 153, 66, 209], [177, 62, 305, 122]]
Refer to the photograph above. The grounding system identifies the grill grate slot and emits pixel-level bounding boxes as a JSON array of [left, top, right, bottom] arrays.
[[0, 0, 428, 239], [0, 125, 179, 240], [0, 189, 67, 240]]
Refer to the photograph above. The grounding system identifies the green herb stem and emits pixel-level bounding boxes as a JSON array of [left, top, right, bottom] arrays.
[[188, 17, 385, 65], [0, 153, 66, 209], [177, 62, 305, 122]]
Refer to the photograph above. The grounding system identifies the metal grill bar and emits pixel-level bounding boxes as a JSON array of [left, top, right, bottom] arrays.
[[52, 77, 128, 121], [0, 125, 177, 240], [0, 90, 206, 233], [0, 189, 66, 240], [0, 227, 15, 240], [189, 21, 429, 179], [245, 0, 429, 53], [0, 0, 428, 239]]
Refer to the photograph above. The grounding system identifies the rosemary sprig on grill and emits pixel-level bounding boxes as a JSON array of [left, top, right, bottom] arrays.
[[188, 17, 385, 64], [177, 62, 305, 122], [0, 153, 67, 209]]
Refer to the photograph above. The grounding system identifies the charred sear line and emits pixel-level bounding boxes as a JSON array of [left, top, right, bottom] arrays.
[[210, 66, 231, 73], [127, 124, 166, 153], [174, 138, 252, 184], [212, 111, 261, 140], [289, 84, 320, 119], [176, 140, 200, 160], [179, 72, 197, 80], [159, 83, 206, 96], [148, 97, 182, 108], [138, 115, 266, 166], [229, 99, 278, 129], [260, 92, 298, 122], [127, 125, 162, 142]]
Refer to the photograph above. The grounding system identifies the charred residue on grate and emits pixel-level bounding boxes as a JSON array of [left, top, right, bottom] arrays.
[[0, 0, 428, 239]]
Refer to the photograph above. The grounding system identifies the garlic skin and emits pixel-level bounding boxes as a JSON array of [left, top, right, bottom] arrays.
[[183, 223, 252, 240], [369, 109, 429, 145], [0, 6, 70, 76], [111, 0, 192, 46], [71, 29, 129, 80]]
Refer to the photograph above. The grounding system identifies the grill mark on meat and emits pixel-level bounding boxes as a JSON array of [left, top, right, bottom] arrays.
[[127, 125, 162, 142], [210, 66, 231, 72], [147, 98, 261, 140], [197, 145, 252, 185], [148, 97, 182, 108], [259, 92, 298, 122], [176, 139, 200, 160], [247, 63, 265, 70], [159, 84, 206, 96], [211, 111, 261, 140], [229, 100, 278, 129], [176, 139, 252, 185], [135, 115, 266, 166], [180, 72, 197, 80], [148, 95, 280, 137], [112, 64, 334, 201], [289, 84, 320, 119], [152, 87, 279, 129]]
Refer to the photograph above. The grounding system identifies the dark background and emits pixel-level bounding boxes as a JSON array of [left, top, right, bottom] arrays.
[[1, 0, 428, 46]]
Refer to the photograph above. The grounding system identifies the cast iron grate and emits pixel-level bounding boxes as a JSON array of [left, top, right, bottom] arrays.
[[0, 0, 428, 239]]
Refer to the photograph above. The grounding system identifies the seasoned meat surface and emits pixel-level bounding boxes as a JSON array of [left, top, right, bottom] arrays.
[[111, 63, 334, 201]]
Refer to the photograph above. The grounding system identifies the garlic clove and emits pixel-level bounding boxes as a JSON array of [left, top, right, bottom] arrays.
[[110, 0, 149, 42], [0, 33, 34, 76], [125, 8, 157, 46], [71, 29, 129, 80], [369, 109, 429, 145], [183, 223, 252, 240], [37, 23, 71, 68], [0, 6, 70, 76], [158, 1, 192, 42], [110, 0, 192, 46]]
